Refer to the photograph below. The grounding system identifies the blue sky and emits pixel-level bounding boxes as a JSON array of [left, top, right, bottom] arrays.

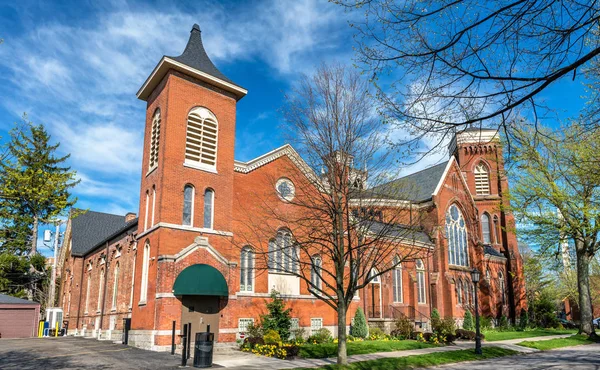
[[0, 0, 591, 248]]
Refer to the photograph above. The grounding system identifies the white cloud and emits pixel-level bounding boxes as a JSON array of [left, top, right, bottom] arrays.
[[0, 0, 355, 211]]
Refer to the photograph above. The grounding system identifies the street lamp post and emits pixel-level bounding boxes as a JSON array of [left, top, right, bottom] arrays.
[[471, 268, 482, 355]]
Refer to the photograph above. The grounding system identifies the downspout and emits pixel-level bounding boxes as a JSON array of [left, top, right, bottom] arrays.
[[99, 241, 110, 331]]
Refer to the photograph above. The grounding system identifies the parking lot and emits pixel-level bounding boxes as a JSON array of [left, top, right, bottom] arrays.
[[0, 336, 182, 369]]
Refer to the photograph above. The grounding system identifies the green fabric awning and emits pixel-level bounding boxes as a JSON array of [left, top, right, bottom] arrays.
[[173, 264, 228, 296]]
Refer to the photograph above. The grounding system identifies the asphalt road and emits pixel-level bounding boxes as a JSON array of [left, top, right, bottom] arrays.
[[0, 336, 182, 369], [434, 343, 600, 370]]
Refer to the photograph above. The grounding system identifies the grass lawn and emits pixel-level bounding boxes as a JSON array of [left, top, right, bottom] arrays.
[[483, 328, 578, 342], [294, 347, 518, 369], [518, 335, 600, 350], [299, 340, 435, 359]]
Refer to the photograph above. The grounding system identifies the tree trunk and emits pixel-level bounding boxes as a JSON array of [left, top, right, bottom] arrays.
[[337, 299, 348, 365], [575, 241, 595, 336], [30, 216, 38, 255]]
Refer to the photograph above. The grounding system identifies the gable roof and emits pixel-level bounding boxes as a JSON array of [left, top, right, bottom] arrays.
[[0, 293, 39, 305], [368, 161, 449, 203], [70, 210, 137, 257], [361, 220, 433, 245]]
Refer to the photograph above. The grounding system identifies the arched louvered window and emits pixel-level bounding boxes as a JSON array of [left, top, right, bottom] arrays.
[[149, 108, 161, 170], [474, 163, 490, 195], [392, 256, 403, 303], [204, 189, 214, 229], [481, 213, 492, 244], [416, 260, 426, 304], [185, 107, 218, 171], [446, 204, 469, 266], [240, 246, 254, 292], [183, 185, 194, 226], [310, 255, 322, 292], [268, 229, 298, 273], [456, 279, 463, 305]]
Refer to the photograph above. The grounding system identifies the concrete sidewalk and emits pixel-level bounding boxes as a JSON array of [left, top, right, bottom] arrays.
[[213, 334, 575, 369]]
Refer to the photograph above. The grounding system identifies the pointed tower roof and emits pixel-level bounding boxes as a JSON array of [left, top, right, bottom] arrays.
[[137, 24, 247, 101]]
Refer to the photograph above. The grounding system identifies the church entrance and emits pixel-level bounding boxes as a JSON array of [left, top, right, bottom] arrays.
[[368, 268, 382, 319], [180, 295, 221, 342], [173, 264, 229, 343]]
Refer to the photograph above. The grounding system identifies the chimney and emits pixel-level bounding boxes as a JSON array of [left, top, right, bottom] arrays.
[[125, 212, 137, 222]]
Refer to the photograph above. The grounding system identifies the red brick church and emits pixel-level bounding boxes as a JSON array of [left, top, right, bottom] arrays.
[[57, 24, 526, 350]]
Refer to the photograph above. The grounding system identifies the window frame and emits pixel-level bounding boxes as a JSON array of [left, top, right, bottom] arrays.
[[149, 108, 161, 171], [481, 213, 492, 244], [183, 185, 195, 227], [203, 188, 214, 229], [268, 229, 298, 274], [97, 268, 105, 312], [310, 318, 323, 335], [184, 107, 219, 173], [240, 246, 255, 293], [416, 259, 426, 304], [139, 242, 150, 304], [310, 255, 323, 293], [111, 262, 119, 310], [446, 204, 470, 267], [392, 256, 403, 303], [474, 163, 490, 195]]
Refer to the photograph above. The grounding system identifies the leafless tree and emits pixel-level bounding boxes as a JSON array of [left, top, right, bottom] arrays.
[[335, 0, 600, 159], [234, 64, 432, 365]]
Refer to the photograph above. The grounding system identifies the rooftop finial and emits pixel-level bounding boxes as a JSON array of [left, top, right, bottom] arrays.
[[192, 24, 201, 33]]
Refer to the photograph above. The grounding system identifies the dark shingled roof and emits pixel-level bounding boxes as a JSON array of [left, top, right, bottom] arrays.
[[484, 245, 505, 258], [368, 161, 449, 202], [362, 220, 432, 245], [0, 293, 39, 305], [168, 24, 240, 88], [70, 210, 137, 257]]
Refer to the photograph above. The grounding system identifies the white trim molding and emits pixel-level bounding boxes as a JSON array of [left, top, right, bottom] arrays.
[[137, 222, 233, 239], [448, 128, 499, 154], [137, 56, 247, 101], [157, 236, 236, 267]]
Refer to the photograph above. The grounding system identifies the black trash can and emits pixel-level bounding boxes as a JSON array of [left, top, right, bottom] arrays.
[[193, 332, 214, 368]]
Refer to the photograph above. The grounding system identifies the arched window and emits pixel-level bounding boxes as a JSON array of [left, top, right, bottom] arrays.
[[474, 163, 490, 195], [268, 229, 298, 273], [446, 204, 469, 266], [185, 107, 218, 171], [111, 263, 119, 310], [481, 213, 492, 244], [144, 190, 149, 231], [140, 242, 150, 303], [203, 189, 214, 229], [149, 108, 161, 170], [310, 255, 323, 292], [486, 269, 492, 282], [129, 250, 136, 309], [240, 246, 254, 292], [85, 274, 91, 314], [151, 186, 156, 226], [368, 268, 380, 283], [498, 270, 507, 305], [392, 256, 403, 303], [470, 281, 476, 305], [183, 185, 194, 226], [456, 279, 463, 305], [494, 215, 501, 244], [416, 260, 426, 304], [97, 268, 105, 311]]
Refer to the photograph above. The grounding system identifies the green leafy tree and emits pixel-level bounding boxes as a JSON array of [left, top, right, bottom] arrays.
[[351, 307, 368, 338], [260, 290, 292, 341], [519, 309, 529, 330], [508, 122, 600, 336], [463, 310, 473, 331], [0, 117, 79, 255]]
